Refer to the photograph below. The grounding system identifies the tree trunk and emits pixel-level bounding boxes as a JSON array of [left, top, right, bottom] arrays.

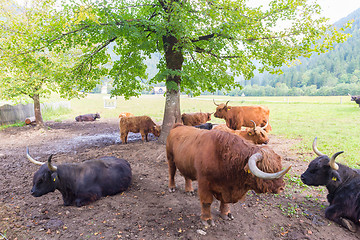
[[158, 34, 184, 144], [32, 93, 45, 128]]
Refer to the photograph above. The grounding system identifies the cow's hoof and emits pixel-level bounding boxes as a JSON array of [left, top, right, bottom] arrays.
[[169, 187, 176, 193], [340, 217, 357, 232], [220, 213, 234, 220], [201, 219, 215, 228], [186, 191, 195, 196]]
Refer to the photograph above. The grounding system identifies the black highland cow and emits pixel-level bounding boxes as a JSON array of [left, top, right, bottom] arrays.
[[27, 148, 132, 207], [301, 137, 360, 232]]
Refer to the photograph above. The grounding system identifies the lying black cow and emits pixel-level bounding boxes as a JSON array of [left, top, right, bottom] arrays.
[[193, 122, 213, 130], [27, 148, 132, 207], [75, 113, 100, 122], [301, 137, 360, 232]]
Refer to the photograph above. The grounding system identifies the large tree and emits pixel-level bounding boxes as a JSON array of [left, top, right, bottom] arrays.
[[27, 0, 350, 139], [0, 0, 101, 127]]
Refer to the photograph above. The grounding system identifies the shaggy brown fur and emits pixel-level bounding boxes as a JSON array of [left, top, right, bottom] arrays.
[[213, 103, 272, 132], [213, 124, 269, 144], [181, 112, 212, 126], [120, 116, 161, 144], [166, 124, 286, 225]]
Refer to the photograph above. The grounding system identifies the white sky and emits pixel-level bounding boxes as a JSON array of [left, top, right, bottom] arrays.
[[13, 0, 360, 24]]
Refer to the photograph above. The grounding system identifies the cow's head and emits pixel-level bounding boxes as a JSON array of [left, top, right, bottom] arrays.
[[213, 99, 230, 119], [245, 120, 269, 144], [27, 148, 58, 197], [301, 137, 343, 186], [245, 150, 291, 194], [95, 113, 101, 119], [152, 125, 161, 137]]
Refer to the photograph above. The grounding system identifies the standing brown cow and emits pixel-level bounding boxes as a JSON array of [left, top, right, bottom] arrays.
[[120, 116, 161, 144], [213, 100, 272, 132], [166, 124, 290, 226], [213, 120, 269, 144], [181, 112, 212, 126]]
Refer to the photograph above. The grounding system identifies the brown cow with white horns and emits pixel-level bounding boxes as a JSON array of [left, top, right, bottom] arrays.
[[213, 99, 272, 132], [166, 124, 290, 226], [213, 120, 269, 144]]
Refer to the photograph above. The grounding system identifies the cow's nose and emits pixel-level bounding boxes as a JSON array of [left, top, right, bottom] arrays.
[[300, 175, 305, 183]]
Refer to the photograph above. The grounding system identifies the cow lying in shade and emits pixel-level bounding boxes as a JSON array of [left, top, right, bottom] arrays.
[[181, 112, 212, 126], [75, 113, 100, 122], [301, 137, 360, 232], [166, 124, 290, 226], [120, 115, 161, 144], [213, 120, 269, 144], [27, 148, 132, 207]]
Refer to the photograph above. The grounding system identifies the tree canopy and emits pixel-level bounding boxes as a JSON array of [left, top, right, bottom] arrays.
[[0, 0, 101, 127], [1, 0, 351, 139]]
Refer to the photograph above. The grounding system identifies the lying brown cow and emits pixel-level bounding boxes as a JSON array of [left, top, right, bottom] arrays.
[[120, 116, 161, 144], [181, 112, 212, 126], [75, 113, 100, 122], [213, 120, 269, 144], [166, 124, 290, 226], [119, 112, 134, 118], [213, 100, 271, 132]]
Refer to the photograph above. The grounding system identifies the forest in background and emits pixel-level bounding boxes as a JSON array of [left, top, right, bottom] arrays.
[[234, 8, 360, 96]]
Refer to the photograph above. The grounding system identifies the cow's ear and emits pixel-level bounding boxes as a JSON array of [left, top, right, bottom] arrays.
[[329, 170, 341, 183], [243, 163, 250, 174]]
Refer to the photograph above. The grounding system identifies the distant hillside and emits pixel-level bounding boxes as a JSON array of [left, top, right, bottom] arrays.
[[255, 7, 360, 94]]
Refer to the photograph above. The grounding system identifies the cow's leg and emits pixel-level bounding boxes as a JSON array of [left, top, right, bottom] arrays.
[[219, 202, 234, 220], [75, 191, 101, 207], [144, 131, 149, 142], [167, 153, 177, 193], [198, 179, 215, 227], [185, 178, 194, 196], [121, 131, 128, 144], [140, 130, 146, 142], [325, 204, 357, 232]]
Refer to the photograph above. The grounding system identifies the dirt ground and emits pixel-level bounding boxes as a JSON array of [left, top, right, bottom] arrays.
[[0, 118, 359, 240]]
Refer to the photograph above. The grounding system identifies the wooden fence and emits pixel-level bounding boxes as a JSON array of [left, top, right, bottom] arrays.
[[0, 103, 34, 125]]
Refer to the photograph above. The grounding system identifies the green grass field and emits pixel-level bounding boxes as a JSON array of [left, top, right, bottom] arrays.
[[17, 94, 360, 168]]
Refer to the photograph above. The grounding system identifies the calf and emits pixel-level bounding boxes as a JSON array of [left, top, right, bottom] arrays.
[[213, 120, 269, 144], [301, 137, 360, 232], [75, 113, 100, 122], [27, 148, 132, 207], [120, 115, 161, 144], [181, 112, 212, 126]]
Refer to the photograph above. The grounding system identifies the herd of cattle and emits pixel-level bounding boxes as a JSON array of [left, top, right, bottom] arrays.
[[26, 100, 360, 233]]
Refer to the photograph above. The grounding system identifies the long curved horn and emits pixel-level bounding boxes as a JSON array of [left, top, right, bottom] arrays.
[[261, 120, 269, 130], [250, 120, 256, 130], [312, 137, 324, 156], [47, 154, 57, 171], [225, 100, 230, 107], [329, 151, 343, 170], [26, 147, 45, 166], [248, 152, 291, 179], [213, 99, 219, 106]]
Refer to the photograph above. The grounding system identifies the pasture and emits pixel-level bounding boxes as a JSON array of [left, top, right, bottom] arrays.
[[0, 94, 359, 239], [49, 94, 360, 167]]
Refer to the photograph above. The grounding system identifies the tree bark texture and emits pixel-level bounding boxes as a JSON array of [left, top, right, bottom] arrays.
[[32, 93, 45, 128], [158, 34, 184, 144]]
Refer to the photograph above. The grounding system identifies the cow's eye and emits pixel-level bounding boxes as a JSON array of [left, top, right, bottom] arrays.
[[309, 169, 317, 174]]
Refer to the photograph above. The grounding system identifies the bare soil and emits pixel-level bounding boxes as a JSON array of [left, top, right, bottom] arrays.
[[0, 119, 359, 240]]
